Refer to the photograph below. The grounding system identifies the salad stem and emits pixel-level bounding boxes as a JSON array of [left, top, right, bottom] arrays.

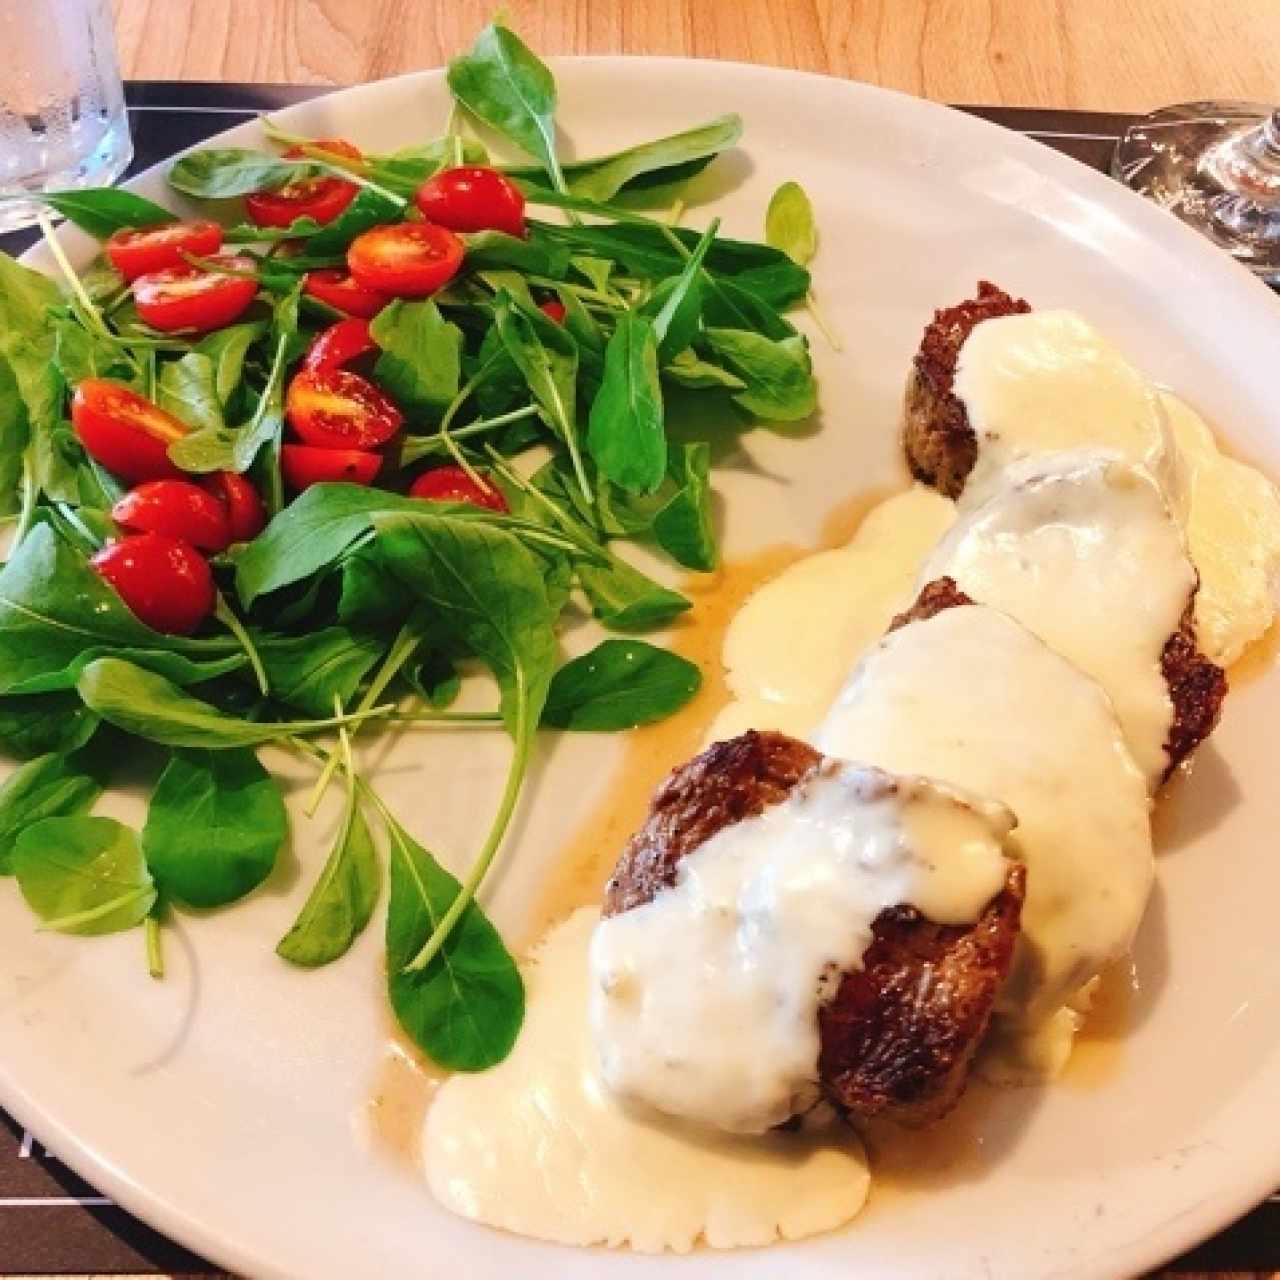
[[303, 619, 424, 816], [402, 720, 531, 973], [399, 403, 539, 466], [12, 452, 38, 549], [215, 594, 270, 696], [145, 915, 164, 980]]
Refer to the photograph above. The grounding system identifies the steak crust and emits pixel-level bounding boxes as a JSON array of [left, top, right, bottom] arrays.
[[602, 727, 1025, 1127], [904, 281, 1031, 497]]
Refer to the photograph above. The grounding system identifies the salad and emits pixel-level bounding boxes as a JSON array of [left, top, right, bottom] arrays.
[[0, 20, 823, 1071]]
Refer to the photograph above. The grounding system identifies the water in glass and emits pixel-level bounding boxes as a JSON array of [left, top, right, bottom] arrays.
[[0, 0, 133, 233]]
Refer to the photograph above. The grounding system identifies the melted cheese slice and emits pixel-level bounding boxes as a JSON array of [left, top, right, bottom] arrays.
[[814, 605, 1153, 1031], [424, 908, 871, 1253], [591, 765, 1013, 1134], [706, 487, 955, 744], [1162, 392, 1280, 666], [954, 310, 1184, 512], [920, 451, 1195, 785]]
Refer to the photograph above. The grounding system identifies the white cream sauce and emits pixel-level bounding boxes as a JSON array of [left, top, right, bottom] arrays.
[[920, 450, 1195, 785], [424, 907, 872, 1253], [814, 605, 1153, 1034], [954, 310, 1184, 512], [706, 486, 955, 745], [590, 764, 1014, 1134], [1161, 392, 1280, 666]]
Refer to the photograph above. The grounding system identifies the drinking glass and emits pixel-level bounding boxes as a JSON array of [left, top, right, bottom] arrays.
[[1113, 102, 1280, 284], [0, 0, 132, 233]]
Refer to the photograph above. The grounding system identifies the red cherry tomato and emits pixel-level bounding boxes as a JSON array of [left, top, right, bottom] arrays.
[[285, 368, 402, 450], [245, 174, 358, 229], [133, 256, 259, 333], [71, 379, 188, 484], [302, 269, 391, 319], [283, 138, 363, 162], [91, 533, 214, 636], [302, 317, 376, 373], [413, 166, 526, 238], [281, 444, 381, 491], [199, 471, 267, 544], [409, 465, 509, 513], [346, 222, 464, 298], [538, 298, 567, 324], [105, 220, 224, 282], [111, 480, 232, 552]]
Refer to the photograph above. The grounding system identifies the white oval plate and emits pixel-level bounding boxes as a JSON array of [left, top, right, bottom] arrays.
[[5, 59, 1280, 1280]]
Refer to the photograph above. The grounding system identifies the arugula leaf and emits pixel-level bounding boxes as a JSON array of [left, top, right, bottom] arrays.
[[40, 188, 176, 239], [51, 318, 114, 387], [532, 221, 810, 309], [640, 219, 717, 363], [0, 523, 244, 695], [542, 639, 700, 730], [194, 321, 267, 409], [702, 328, 816, 422], [578, 551, 691, 631], [492, 291, 588, 494], [372, 512, 558, 739], [168, 149, 304, 198], [232, 483, 543, 606], [509, 114, 743, 200], [653, 441, 717, 570], [335, 544, 407, 628], [661, 349, 745, 391], [14, 816, 156, 935], [701, 276, 797, 340], [75, 658, 381, 749], [305, 188, 402, 254], [369, 299, 463, 418], [0, 254, 74, 503], [0, 750, 104, 874], [587, 313, 666, 495], [383, 808, 523, 1071], [142, 748, 286, 907], [0, 691, 100, 760], [277, 783, 378, 967], [157, 352, 225, 433], [0, 357, 28, 516], [462, 229, 570, 277], [765, 180, 817, 265], [256, 626, 383, 718], [447, 22, 568, 193], [368, 137, 488, 197]]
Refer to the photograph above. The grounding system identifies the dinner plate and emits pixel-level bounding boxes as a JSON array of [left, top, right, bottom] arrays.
[[5, 58, 1280, 1280]]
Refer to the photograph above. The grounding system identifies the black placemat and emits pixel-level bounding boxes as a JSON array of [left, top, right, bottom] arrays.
[[1, 83, 1276, 1278]]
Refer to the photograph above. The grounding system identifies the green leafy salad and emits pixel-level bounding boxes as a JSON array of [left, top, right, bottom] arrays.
[[0, 20, 822, 1070]]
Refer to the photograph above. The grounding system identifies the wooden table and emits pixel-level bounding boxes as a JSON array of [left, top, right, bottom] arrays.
[[111, 0, 1280, 112]]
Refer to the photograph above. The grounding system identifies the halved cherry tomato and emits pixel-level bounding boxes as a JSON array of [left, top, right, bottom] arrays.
[[199, 471, 267, 544], [105, 220, 224, 282], [303, 317, 376, 373], [71, 379, 188, 484], [409, 465, 509, 513], [283, 138, 363, 162], [285, 368, 402, 449], [245, 169, 359, 229], [414, 166, 526, 238], [281, 444, 381, 491], [538, 298, 567, 324], [347, 222, 464, 298], [133, 256, 259, 333], [303, 269, 391, 319], [91, 533, 214, 635], [112, 480, 231, 552]]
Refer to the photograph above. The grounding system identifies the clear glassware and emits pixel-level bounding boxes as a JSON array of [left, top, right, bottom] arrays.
[[1112, 102, 1280, 284], [0, 0, 132, 233]]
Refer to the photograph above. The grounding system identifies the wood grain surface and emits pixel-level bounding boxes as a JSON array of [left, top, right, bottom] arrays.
[[110, 0, 1280, 112]]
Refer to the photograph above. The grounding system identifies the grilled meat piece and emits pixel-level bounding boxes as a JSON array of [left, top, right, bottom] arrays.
[[603, 727, 1025, 1127]]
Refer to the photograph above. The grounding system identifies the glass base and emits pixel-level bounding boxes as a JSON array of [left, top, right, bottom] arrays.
[[1112, 101, 1280, 283], [0, 112, 133, 234]]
